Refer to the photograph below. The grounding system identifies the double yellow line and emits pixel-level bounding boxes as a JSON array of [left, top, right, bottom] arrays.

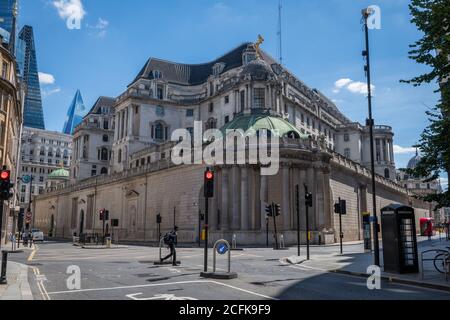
[[27, 245, 51, 300]]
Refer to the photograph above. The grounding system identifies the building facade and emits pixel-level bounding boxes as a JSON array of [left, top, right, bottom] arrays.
[[0, 0, 16, 45], [71, 96, 115, 181], [17, 25, 45, 130], [63, 89, 86, 135], [0, 33, 22, 245], [33, 42, 432, 245], [18, 127, 72, 210]]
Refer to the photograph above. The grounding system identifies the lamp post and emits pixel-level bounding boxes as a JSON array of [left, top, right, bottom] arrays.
[[362, 7, 380, 267]]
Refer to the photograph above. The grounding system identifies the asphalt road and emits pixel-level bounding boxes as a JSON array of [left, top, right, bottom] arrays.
[[8, 241, 450, 300]]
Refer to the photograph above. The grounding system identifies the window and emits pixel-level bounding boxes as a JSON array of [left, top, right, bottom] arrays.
[[91, 170, 97, 177], [1, 62, 8, 79], [101, 148, 108, 161], [155, 123, 164, 140], [103, 120, 109, 130], [312, 121, 316, 130], [153, 70, 162, 79], [344, 134, 350, 142], [21, 185, 26, 193], [253, 88, 265, 109], [344, 148, 351, 159], [39, 176, 44, 183], [224, 96, 229, 104], [103, 135, 109, 142], [209, 82, 214, 96], [101, 167, 108, 175], [301, 114, 304, 124], [208, 103, 214, 113], [384, 169, 390, 179], [224, 116, 230, 124], [157, 85, 164, 100], [186, 109, 194, 117], [240, 91, 245, 111], [118, 149, 122, 163]]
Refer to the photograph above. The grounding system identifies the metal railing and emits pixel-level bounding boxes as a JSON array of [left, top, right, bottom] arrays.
[[420, 249, 449, 281]]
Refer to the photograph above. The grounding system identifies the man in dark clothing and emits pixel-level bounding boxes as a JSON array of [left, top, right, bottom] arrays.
[[161, 226, 179, 266]]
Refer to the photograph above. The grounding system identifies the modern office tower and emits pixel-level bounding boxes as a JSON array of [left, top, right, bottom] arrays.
[[0, 0, 15, 44], [18, 25, 45, 129], [62, 90, 86, 135]]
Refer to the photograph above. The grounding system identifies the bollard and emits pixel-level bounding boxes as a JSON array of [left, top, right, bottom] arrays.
[[232, 234, 237, 249], [0, 251, 8, 285]]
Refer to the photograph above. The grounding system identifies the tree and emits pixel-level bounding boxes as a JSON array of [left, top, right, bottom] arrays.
[[401, 0, 450, 208]]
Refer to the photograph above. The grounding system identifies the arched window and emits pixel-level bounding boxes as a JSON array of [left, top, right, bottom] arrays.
[[118, 149, 122, 163], [48, 148, 53, 157], [63, 149, 69, 159], [101, 148, 108, 161], [153, 70, 162, 79], [384, 168, 390, 179], [56, 149, 61, 158], [40, 147, 45, 156], [285, 131, 300, 139], [101, 167, 108, 175]]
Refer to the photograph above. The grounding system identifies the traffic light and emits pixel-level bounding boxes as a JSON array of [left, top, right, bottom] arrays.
[[274, 203, 281, 217], [99, 209, 105, 221], [334, 200, 347, 215], [204, 168, 214, 198], [265, 203, 273, 217], [156, 213, 162, 224], [305, 192, 313, 208], [0, 169, 13, 201]]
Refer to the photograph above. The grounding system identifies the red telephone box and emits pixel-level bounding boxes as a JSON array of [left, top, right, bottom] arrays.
[[420, 218, 434, 237]]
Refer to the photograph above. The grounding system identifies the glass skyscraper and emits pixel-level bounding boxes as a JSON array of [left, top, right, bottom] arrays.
[[0, 0, 15, 44], [63, 90, 86, 135], [18, 25, 45, 130]]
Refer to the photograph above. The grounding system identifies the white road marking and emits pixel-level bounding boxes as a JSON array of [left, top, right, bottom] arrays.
[[46, 279, 277, 300], [126, 293, 197, 300]]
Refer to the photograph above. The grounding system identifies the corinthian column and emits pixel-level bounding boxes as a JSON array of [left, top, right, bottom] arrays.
[[282, 165, 291, 230], [221, 167, 229, 230], [240, 166, 249, 230]]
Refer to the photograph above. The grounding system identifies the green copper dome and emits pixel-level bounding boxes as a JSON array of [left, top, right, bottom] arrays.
[[48, 168, 70, 180], [220, 110, 309, 139]]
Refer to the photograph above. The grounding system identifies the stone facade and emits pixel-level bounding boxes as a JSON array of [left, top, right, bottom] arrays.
[[71, 96, 115, 181]]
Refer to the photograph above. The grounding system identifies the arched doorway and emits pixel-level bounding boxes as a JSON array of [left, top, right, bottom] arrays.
[[49, 215, 55, 237]]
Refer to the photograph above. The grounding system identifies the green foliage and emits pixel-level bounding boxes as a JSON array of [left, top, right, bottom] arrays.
[[402, 0, 450, 208]]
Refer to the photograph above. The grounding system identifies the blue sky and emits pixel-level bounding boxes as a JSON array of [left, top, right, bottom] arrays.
[[19, 0, 445, 186]]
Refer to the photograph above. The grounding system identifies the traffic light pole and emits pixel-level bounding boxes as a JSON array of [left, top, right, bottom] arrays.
[[266, 217, 269, 248], [339, 198, 343, 255], [363, 12, 380, 267], [296, 185, 300, 257], [0, 201, 3, 251], [203, 195, 209, 273], [272, 203, 279, 250], [304, 184, 310, 261]]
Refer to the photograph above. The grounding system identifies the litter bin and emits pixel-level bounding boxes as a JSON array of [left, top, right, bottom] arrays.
[[105, 237, 112, 248], [381, 204, 419, 274]]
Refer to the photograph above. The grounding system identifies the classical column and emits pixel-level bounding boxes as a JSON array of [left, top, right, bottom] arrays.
[[299, 168, 307, 230], [253, 167, 261, 230], [315, 167, 326, 230], [231, 167, 240, 230], [240, 166, 249, 230], [323, 167, 332, 230], [260, 172, 269, 231], [221, 167, 229, 230], [282, 165, 291, 230], [306, 166, 316, 230]]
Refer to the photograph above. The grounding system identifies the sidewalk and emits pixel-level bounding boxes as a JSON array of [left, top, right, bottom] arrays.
[[0, 261, 33, 300], [285, 236, 450, 292]]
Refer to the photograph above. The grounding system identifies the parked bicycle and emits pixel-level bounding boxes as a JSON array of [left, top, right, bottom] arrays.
[[433, 247, 450, 274]]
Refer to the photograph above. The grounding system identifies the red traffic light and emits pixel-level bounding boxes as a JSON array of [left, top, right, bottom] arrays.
[[0, 170, 10, 180], [205, 171, 214, 180]]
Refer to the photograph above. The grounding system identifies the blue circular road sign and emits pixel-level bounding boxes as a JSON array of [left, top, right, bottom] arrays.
[[216, 242, 229, 255], [22, 175, 31, 184]]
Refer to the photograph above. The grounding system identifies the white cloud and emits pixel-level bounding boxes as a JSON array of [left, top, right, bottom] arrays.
[[393, 145, 417, 155], [87, 18, 109, 38], [42, 87, 61, 98], [52, 0, 86, 27], [333, 78, 375, 95], [38, 72, 55, 85]]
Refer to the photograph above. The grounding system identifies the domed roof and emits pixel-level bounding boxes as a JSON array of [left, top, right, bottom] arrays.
[[220, 110, 309, 139], [407, 150, 421, 169], [241, 58, 274, 78], [48, 168, 70, 180]]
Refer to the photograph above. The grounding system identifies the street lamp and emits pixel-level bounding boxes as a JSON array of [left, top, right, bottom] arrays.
[[362, 7, 380, 267]]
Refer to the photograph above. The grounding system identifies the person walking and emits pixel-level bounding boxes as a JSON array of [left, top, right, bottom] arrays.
[[160, 226, 179, 266]]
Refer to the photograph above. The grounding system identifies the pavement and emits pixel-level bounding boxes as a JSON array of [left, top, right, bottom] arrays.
[[285, 235, 450, 291], [1, 236, 449, 300], [0, 245, 35, 300]]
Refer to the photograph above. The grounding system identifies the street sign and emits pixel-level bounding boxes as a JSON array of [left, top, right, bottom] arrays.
[[22, 175, 31, 184], [216, 242, 229, 255]]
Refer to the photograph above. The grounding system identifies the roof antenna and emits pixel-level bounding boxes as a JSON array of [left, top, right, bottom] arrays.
[[277, 0, 283, 65]]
